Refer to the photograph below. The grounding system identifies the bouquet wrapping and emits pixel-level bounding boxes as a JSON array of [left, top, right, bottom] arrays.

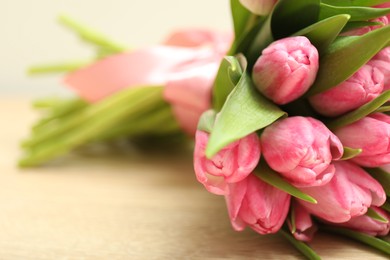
[[22, 0, 390, 258]]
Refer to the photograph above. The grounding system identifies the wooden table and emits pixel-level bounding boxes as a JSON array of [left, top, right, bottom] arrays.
[[0, 98, 388, 259]]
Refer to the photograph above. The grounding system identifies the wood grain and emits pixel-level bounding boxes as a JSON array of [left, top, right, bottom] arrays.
[[0, 98, 388, 259]]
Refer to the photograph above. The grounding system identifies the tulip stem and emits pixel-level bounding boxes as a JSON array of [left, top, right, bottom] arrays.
[[28, 61, 91, 75], [279, 228, 321, 260], [58, 15, 127, 53], [93, 100, 180, 141], [32, 98, 88, 132], [322, 226, 390, 255], [19, 86, 164, 167]]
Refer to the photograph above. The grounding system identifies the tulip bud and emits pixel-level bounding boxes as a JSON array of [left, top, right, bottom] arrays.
[[309, 64, 384, 117], [368, 47, 390, 90], [334, 113, 390, 167], [239, 0, 278, 16], [193, 130, 261, 195], [261, 116, 343, 187], [288, 202, 318, 242], [252, 36, 319, 105], [299, 161, 386, 223], [225, 174, 291, 234], [332, 207, 390, 236]]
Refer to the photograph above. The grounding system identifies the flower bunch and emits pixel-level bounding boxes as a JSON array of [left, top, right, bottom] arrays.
[[21, 0, 390, 259], [193, 0, 390, 258]]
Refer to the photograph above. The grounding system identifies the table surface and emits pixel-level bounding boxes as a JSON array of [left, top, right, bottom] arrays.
[[0, 98, 388, 259]]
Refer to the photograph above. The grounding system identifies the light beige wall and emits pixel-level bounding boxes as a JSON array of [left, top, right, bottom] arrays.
[[1, 0, 231, 96]]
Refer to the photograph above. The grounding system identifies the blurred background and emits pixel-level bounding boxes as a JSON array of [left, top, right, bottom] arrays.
[[1, 0, 231, 98]]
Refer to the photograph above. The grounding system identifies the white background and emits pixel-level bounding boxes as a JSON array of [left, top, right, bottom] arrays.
[[1, 0, 231, 97]]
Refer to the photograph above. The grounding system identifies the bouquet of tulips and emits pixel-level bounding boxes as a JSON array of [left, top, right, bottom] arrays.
[[22, 0, 390, 258]]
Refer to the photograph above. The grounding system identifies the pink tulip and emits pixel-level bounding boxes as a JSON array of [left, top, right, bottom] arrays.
[[252, 36, 319, 105], [64, 29, 232, 135], [309, 64, 384, 117], [261, 116, 343, 187], [239, 0, 278, 16], [368, 47, 390, 90], [299, 161, 386, 223], [225, 174, 291, 234], [193, 130, 261, 195], [288, 202, 317, 242], [331, 207, 390, 236], [334, 113, 390, 167]]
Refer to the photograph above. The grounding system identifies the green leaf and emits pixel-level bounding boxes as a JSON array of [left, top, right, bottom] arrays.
[[307, 25, 390, 96], [323, 226, 390, 255], [255, 161, 317, 204], [58, 15, 127, 54], [197, 110, 217, 133], [341, 147, 362, 160], [376, 106, 390, 113], [341, 21, 384, 33], [228, 16, 267, 56], [293, 14, 350, 54], [366, 208, 389, 223], [365, 167, 390, 197], [205, 71, 286, 158], [230, 0, 253, 40], [271, 0, 321, 39], [245, 17, 274, 68], [212, 56, 244, 111], [327, 90, 390, 130], [321, 0, 390, 6], [279, 228, 321, 260], [320, 3, 390, 21], [289, 207, 297, 234]]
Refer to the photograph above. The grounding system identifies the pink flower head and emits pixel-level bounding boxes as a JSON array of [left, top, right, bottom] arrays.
[[368, 47, 390, 90], [261, 116, 343, 187], [252, 36, 319, 105], [332, 207, 390, 236], [309, 64, 384, 117], [334, 113, 390, 167], [299, 161, 386, 223], [193, 130, 261, 195], [239, 0, 278, 16], [225, 174, 291, 234], [288, 202, 318, 242]]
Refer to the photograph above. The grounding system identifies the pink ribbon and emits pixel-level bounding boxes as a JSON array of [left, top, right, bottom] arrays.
[[64, 29, 232, 134]]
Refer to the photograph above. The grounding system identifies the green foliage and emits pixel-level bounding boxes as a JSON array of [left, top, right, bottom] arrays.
[[205, 57, 285, 158], [319, 3, 390, 21]]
